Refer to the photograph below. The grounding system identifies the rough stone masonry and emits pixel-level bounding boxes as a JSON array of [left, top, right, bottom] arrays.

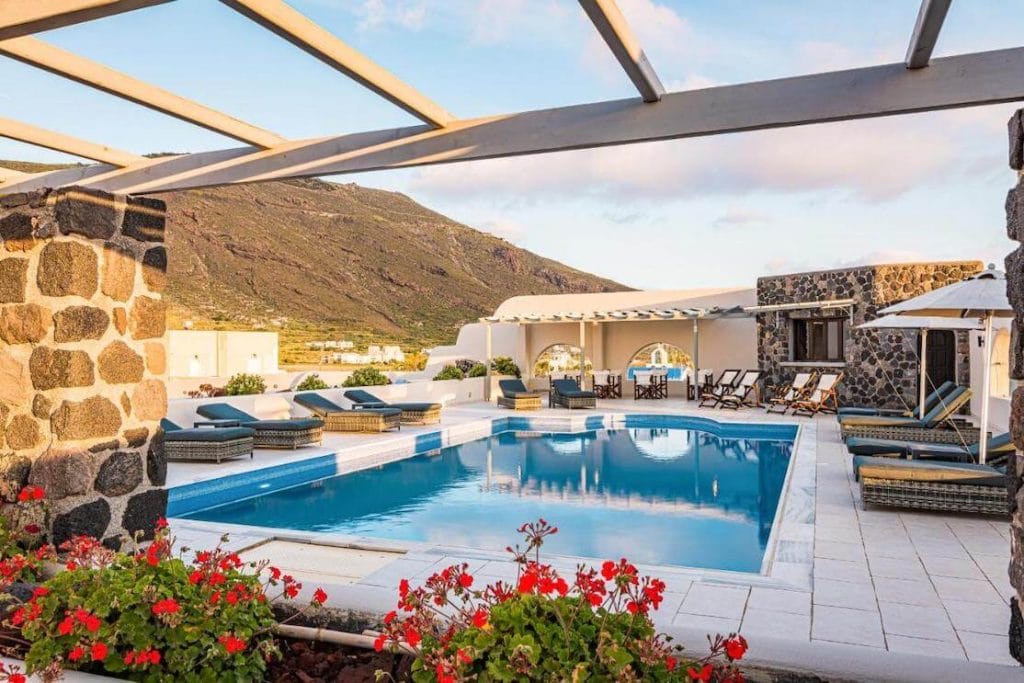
[[1006, 109, 1024, 663], [0, 187, 168, 547]]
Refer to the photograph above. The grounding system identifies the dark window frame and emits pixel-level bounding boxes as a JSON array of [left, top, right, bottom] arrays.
[[790, 316, 848, 362]]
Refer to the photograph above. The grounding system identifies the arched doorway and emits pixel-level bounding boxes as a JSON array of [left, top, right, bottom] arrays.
[[533, 344, 593, 378], [626, 342, 693, 381]]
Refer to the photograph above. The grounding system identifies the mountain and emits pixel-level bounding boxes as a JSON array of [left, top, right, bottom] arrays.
[[1, 162, 629, 358]]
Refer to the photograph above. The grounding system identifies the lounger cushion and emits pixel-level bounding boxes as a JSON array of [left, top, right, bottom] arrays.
[[164, 426, 255, 442], [240, 418, 324, 431], [840, 386, 968, 428], [195, 403, 256, 422], [847, 437, 966, 459], [838, 381, 955, 418], [383, 402, 440, 411], [294, 392, 346, 414], [344, 389, 384, 405], [552, 380, 597, 398], [499, 379, 544, 399], [852, 456, 1007, 487]]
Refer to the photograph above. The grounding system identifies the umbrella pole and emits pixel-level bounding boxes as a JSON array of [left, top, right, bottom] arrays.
[[919, 330, 928, 415], [979, 312, 994, 464]]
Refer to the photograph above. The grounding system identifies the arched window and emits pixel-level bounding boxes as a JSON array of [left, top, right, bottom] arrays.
[[626, 342, 692, 381], [533, 344, 593, 378]]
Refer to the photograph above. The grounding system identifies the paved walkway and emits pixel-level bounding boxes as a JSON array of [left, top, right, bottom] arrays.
[[168, 398, 1020, 671]]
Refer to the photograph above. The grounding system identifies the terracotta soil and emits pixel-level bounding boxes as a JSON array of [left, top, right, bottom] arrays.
[[267, 638, 414, 683]]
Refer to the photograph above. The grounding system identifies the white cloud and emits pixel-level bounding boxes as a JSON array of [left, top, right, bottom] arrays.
[[409, 112, 975, 204], [713, 207, 770, 229], [355, 0, 427, 31]]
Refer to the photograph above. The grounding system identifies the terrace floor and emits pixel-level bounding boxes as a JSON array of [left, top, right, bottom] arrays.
[[167, 397, 1021, 679]]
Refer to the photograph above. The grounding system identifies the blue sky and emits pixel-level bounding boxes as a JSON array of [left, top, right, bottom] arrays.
[[2, 0, 1023, 289]]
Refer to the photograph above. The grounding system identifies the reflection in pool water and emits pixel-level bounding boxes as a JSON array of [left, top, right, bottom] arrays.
[[184, 428, 793, 572]]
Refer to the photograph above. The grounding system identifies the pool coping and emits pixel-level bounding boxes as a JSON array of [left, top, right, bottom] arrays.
[[169, 412, 814, 592]]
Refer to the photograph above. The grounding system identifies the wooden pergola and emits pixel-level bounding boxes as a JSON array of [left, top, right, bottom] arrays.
[[0, 0, 1018, 198]]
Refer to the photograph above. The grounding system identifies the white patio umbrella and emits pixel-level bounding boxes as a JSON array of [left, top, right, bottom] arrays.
[[856, 315, 986, 416], [879, 266, 1013, 464]]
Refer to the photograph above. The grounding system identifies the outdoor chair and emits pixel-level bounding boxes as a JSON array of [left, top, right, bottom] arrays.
[[697, 369, 741, 407], [634, 371, 668, 400], [717, 370, 762, 410], [853, 455, 1008, 516], [764, 371, 816, 414], [846, 432, 1013, 465], [837, 381, 955, 418], [839, 386, 978, 444], [294, 393, 402, 432], [550, 378, 597, 409], [194, 403, 324, 448], [592, 371, 622, 399], [343, 389, 441, 425], [160, 418, 254, 463], [788, 372, 843, 416], [497, 379, 546, 411]]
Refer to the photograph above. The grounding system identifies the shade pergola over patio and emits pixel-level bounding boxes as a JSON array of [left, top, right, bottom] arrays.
[[0, 0, 1021, 196]]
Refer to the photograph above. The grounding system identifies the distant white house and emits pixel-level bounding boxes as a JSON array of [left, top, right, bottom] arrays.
[[322, 344, 406, 365], [306, 340, 355, 350]]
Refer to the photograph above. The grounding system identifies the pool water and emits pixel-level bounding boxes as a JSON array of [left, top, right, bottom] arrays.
[[184, 425, 795, 572]]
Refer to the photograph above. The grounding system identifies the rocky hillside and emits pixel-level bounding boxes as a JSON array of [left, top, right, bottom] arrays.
[[161, 179, 627, 348]]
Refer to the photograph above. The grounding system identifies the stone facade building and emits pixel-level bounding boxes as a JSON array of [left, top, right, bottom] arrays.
[[0, 187, 168, 546], [757, 262, 983, 409]]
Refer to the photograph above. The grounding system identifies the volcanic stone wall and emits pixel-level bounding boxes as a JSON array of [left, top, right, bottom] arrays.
[[757, 262, 982, 409], [0, 187, 168, 546], [1004, 109, 1024, 663]]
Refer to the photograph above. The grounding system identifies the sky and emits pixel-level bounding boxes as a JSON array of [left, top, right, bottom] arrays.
[[2, 0, 1023, 290]]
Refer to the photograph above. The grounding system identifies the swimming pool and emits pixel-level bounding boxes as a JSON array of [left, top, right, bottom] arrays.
[[181, 421, 796, 573]]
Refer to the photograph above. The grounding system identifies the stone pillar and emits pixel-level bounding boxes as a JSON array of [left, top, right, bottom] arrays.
[[0, 187, 168, 547], [1005, 110, 1024, 663]]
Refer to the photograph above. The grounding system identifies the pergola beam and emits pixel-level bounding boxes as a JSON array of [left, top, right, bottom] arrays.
[[906, 0, 953, 68], [0, 0, 173, 41], [6, 46, 1024, 195], [219, 0, 454, 128], [0, 117, 143, 167], [578, 0, 664, 102], [0, 37, 285, 148]]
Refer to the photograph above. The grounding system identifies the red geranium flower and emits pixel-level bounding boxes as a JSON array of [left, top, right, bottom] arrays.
[[90, 642, 109, 661], [688, 664, 713, 682], [458, 572, 474, 588], [152, 598, 180, 615], [472, 607, 489, 628], [725, 635, 748, 661], [67, 646, 84, 662], [219, 634, 247, 654]]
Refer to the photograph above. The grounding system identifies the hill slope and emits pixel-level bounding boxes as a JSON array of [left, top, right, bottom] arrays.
[[160, 179, 628, 349]]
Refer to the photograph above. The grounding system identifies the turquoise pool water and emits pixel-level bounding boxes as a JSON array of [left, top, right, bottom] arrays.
[[182, 423, 795, 572]]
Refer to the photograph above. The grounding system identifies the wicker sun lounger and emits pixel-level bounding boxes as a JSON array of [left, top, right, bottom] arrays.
[[497, 379, 545, 411], [852, 455, 1009, 516], [717, 370, 762, 410], [846, 432, 1013, 464], [160, 419, 254, 463], [837, 381, 955, 419], [195, 403, 324, 449], [550, 379, 597, 409], [343, 389, 441, 425], [839, 386, 975, 443], [294, 393, 402, 432], [764, 371, 816, 414]]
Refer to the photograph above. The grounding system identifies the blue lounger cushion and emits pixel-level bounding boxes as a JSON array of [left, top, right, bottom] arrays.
[[838, 386, 969, 428], [160, 418, 254, 442], [499, 379, 545, 398], [847, 432, 1013, 461], [837, 381, 955, 418], [342, 390, 439, 411], [551, 379, 597, 398], [195, 403, 323, 430], [294, 392, 402, 417]]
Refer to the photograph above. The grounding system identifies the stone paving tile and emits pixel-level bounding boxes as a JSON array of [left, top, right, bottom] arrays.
[[879, 603, 957, 642], [919, 554, 986, 580], [885, 635, 967, 661], [912, 540, 972, 561], [943, 599, 1012, 636], [678, 584, 750, 620], [740, 608, 810, 640], [671, 612, 740, 634], [959, 630, 1022, 666], [872, 577, 941, 607], [812, 578, 878, 610], [747, 587, 811, 615], [862, 540, 920, 561], [866, 556, 929, 581], [811, 605, 885, 648], [813, 557, 872, 584], [930, 576, 1006, 605], [814, 540, 867, 563]]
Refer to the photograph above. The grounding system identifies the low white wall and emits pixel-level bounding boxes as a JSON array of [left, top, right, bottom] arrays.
[[166, 370, 435, 398], [165, 378, 486, 427]]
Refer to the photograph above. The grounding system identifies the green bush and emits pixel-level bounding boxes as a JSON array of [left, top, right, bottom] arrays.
[[453, 359, 478, 375], [296, 374, 329, 391], [433, 365, 465, 381], [342, 366, 391, 387], [223, 373, 266, 396], [490, 356, 521, 378], [20, 530, 327, 682], [467, 363, 487, 378]]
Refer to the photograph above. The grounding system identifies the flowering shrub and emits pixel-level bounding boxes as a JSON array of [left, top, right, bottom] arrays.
[[490, 356, 522, 378], [375, 519, 747, 682], [467, 363, 487, 378], [16, 521, 327, 682], [433, 365, 465, 381], [224, 372, 267, 396], [296, 373, 330, 391], [342, 366, 391, 387], [0, 485, 51, 591]]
